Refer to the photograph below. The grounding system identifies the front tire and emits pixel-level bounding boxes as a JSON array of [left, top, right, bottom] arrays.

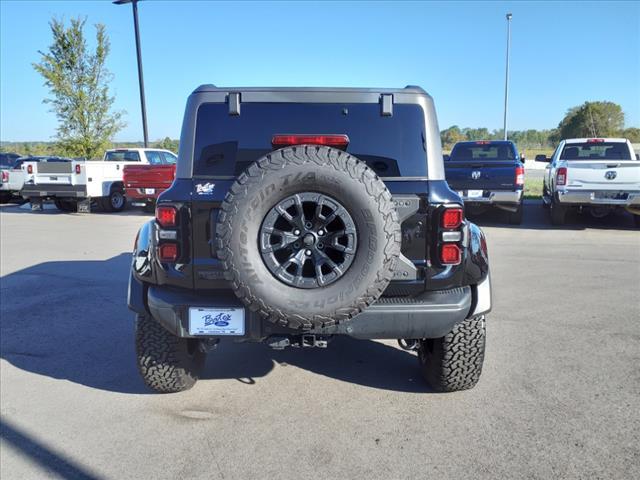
[[54, 199, 78, 212], [418, 315, 486, 392], [507, 205, 523, 225], [550, 200, 567, 225], [135, 314, 206, 393]]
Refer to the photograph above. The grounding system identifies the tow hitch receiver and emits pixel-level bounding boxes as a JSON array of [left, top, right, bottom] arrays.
[[266, 335, 331, 350], [398, 339, 420, 351]]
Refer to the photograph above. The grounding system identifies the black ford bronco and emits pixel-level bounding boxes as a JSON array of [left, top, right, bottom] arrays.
[[128, 85, 491, 393]]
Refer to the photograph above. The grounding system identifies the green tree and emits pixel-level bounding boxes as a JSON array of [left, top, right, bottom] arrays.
[[33, 17, 125, 159], [557, 101, 624, 139], [622, 127, 640, 143], [440, 125, 466, 149], [156, 137, 179, 153]]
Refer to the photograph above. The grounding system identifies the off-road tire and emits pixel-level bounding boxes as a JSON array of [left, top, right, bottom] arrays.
[[100, 187, 127, 213], [507, 205, 523, 225], [418, 315, 486, 392], [216, 145, 401, 330], [633, 214, 640, 228], [550, 199, 567, 226], [54, 199, 78, 212], [143, 201, 156, 213], [135, 314, 206, 393]]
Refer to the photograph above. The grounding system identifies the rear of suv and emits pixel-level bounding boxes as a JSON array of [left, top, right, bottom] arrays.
[[128, 85, 492, 393]]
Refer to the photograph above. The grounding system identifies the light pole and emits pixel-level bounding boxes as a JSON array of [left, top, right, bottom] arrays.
[[114, 0, 149, 147], [503, 12, 512, 141]]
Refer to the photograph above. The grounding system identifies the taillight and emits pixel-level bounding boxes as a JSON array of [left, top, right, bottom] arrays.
[[556, 167, 567, 186], [442, 207, 464, 229], [515, 166, 524, 186], [27, 165, 33, 174], [438, 205, 464, 265], [440, 244, 461, 265], [587, 138, 605, 143], [1, 171, 8, 183], [272, 134, 350, 149], [156, 205, 177, 227], [75, 164, 81, 174], [475, 140, 490, 145], [158, 243, 178, 262]]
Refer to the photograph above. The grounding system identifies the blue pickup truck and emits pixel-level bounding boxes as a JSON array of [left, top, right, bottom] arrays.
[[445, 140, 525, 224]]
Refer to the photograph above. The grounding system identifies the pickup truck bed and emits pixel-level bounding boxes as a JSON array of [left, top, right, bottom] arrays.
[[123, 164, 175, 211]]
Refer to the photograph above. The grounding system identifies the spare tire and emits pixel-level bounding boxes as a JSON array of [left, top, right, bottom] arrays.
[[216, 145, 401, 330]]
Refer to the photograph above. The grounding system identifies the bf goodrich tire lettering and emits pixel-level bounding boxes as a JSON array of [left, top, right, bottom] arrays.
[[215, 145, 401, 330]]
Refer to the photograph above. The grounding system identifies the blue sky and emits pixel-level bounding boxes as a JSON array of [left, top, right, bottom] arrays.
[[1, 0, 639, 142]]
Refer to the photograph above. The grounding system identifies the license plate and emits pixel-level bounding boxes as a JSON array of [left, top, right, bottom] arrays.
[[594, 191, 627, 200], [188, 307, 245, 336], [47, 176, 70, 184], [144, 188, 155, 195], [467, 190, 483, 198]]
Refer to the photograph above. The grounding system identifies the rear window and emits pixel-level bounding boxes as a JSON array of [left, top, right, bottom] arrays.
[[560, 142, 633, 160], [449, 143, 516, 161], [193, 103, 427, 177], [105, 151, 141, 162], [0, 153, 19, 168]]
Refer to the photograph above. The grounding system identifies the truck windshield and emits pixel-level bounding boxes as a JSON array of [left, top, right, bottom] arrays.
[[560, 142, 632, 160], [105, 151, 141, 162], [193, 102, 428, 177], [449, 143, 516, 161], [0, 154, 18, 168]]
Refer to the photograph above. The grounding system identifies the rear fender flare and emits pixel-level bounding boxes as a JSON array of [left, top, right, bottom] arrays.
[[132, 220, 156, 282]]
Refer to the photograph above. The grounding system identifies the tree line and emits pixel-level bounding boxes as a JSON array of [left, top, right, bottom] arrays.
[[441, 101, 640, 151]]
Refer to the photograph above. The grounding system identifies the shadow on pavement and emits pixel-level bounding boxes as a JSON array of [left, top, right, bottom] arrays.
[[0, 417, 103, 480], [1, 254, 424, 395], [0, 202, 152, 217], [203, 335, 425, 393], [468, 199, 639, 231]]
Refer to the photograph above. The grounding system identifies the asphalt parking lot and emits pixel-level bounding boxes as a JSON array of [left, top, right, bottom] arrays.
[[1, 201, 639, 480]]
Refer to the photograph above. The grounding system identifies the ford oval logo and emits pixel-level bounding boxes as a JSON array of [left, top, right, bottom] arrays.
[[605, 171, 617, 180], [471, 171, 481, 180]]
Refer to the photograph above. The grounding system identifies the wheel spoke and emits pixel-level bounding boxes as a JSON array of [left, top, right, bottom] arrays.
[[330, 240, 355, 255], [261, 228, 299, 253]]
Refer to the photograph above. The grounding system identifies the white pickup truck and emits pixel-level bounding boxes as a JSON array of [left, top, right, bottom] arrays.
[[537, 138, 640, 226], [21, 148, 177, 213]]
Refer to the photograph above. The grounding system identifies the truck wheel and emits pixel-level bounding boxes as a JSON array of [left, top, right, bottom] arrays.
[[0, 192, 13, 204], [54, 199, 78, 212], [634, 215, 640, 228], [135, 314, 206, 393], [507, 205, 523, 225], [418, 315, 486, 392], [216, 145, 401, 330], [101, 187, 127, 212], [550, 200, 567, 226], [143, 201, 156, 214]]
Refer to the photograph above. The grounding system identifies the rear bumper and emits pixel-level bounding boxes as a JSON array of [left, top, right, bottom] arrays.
[[556, 190, 640, 208], [22, 183, 86, 199], [459, 190, 522, 210], [125, 187, 160, 201], [133, 282, 486, 341]]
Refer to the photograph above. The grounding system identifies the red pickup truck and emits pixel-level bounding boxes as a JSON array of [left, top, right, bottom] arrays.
[[123, 164, 176, 212]]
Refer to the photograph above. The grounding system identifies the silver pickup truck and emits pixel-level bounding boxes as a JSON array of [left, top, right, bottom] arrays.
[[537, 138, 640, 226]]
